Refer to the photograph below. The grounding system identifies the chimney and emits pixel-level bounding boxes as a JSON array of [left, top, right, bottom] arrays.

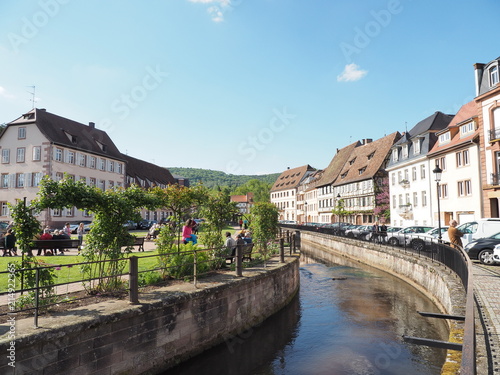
[[474, 63, 485, 97], [39, 108, 46, 112], [361, 139, 373, 145], [89, 122, 95, 128]]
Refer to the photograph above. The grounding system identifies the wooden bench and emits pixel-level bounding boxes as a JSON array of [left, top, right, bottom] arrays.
[[225, 243, 254, 263], [30, 239, 81, 255], [122, 237, 145, 252]]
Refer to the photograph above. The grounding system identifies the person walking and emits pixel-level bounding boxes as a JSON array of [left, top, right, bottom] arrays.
[[448, 219, 464, 249], [3, 229, 17, 256], [77, 222, 85, 250]]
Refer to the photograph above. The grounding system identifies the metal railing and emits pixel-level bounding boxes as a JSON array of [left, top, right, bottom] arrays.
[[1, 242, 289, 327], [280, 223, 475, 374]]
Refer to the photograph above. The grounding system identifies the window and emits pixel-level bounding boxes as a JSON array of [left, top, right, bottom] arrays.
[[55, 148, 63, 162], [367, 152, 375, 160], [392, 149, 398, 162], [358, 167, 366, 175], [89, 178, 96, 187], [404, 169, 409, 181], [412, 167, 417, 181], [458, 180, 472, 196], [422, 191, 427, 206], [439, 132, 451, 144], [413, 192, 418, 207], [413, 139, 420, 155], [18, 127, 26, 139], [100, 158, 106, 171], [67, 151, 75, 164], [1, 174, 8, 188], [2, 149, 10, 163], [90, 156, 96, 169], [456, 150, 469, 167], [490, 65, 499, 87], [405, 193, 410, 204], [32, 146, 41, 161], [460, 121, 474, 136], [16, 173, 25, 188], [420, 164, 426, 179], [391, 173, 396, 185], [33, 173, 43, 187], [1, 202, 8, 216], [16, 147, 25, 163], [402, 144, 409, 158], [439, 184, 448, 199], [79, 154, 86, 167], [55, 172, 63, 181], [52, 208, 61, 217], [437, 157, 446, 171], [108, 160, 114, 172], [392, 195, 396, 208]]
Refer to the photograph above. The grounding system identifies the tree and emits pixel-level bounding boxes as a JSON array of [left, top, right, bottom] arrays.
[[374, 177, 390, 222], [233, 179, 271, 203], [250, 202, 279, 265]]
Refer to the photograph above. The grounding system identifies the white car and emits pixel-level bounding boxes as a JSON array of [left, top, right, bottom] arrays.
[[404, 226, 449, 251]]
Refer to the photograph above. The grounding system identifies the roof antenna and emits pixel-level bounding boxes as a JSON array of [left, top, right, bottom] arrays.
[[27, 85, 36, 109]]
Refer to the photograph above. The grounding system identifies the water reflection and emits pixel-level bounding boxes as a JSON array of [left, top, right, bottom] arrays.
[[164, 246, 448, 374]]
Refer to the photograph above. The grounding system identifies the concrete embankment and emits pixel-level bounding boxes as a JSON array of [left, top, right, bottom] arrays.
[[300, 231, 466, 374], [0, 257, 300, 374]]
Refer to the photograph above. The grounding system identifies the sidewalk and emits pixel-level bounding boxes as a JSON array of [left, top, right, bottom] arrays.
[[472, 264, 500, 374]]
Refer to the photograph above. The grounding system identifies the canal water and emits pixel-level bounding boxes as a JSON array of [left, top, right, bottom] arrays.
[[165, 246, 449, 374]]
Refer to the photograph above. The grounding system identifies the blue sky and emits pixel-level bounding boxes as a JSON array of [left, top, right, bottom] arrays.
[[0, 0, 499, 175]]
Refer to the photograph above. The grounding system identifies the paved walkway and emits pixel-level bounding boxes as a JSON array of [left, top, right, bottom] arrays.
[[472, 263, 500, 374]]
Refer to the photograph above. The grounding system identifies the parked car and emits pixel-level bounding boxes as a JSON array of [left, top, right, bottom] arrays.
[[442, 218, 500, 247], [123, 221, 138, 230], [345, 225, 371, 239], [137, 220, 154, 230], [0, 221, 8, 236], [68, 220, 93, 234], [464, 232, 500, 264], [405, 226, 449, 251], [386, 226, 434, 246]]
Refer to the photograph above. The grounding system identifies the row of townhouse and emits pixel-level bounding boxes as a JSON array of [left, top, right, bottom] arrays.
[[0, 108, 181, 228], [270, 55, 500, 228]]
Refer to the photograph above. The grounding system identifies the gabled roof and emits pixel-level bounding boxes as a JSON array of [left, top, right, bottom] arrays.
[[8, 108, 124, 161], [271, 164, 316, 192], [335, 132, 401, 186], [231, 193, 254, 203], [122, 153, 176, 187], [393, 111, 454, 146], [316, 141, 361, 187], [428, 101, 479, 156], [304, 169, 324, 192]]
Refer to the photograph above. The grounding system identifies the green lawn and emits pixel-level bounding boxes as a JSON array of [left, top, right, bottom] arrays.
[[0, 226, 240, 292]]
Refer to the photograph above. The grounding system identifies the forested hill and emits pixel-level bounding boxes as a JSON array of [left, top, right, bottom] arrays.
[[167, 167, 280, 189]]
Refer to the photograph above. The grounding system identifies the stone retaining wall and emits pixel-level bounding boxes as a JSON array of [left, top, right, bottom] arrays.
[[300, 232, 465, 318], [0, 258, 300, 375]]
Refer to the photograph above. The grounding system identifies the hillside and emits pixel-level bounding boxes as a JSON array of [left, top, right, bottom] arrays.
[[167, 167, 280, 189]]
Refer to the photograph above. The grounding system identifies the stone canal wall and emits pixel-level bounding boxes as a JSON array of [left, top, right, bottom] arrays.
[[0, 257, 299, 374], [300, 231, 465, 318]]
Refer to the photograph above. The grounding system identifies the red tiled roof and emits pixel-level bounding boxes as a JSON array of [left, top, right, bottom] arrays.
[[270, 164, 316, 192]]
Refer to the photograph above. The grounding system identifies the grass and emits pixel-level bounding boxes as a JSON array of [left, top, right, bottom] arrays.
[[0, 225, 244, 292]]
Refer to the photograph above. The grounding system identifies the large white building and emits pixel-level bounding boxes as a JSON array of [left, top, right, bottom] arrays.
[[0, 108, 175, 227]]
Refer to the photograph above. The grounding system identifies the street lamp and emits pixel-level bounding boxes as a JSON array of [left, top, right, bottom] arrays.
[[304, 201, 308, 226], [433, 164, 443, 241], [336, 194, 341, 235]]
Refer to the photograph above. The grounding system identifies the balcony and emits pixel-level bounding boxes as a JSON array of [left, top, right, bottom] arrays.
[[490, 173, 500, 186], [397, 204, 413, 219], [399, 179, 410, 188], [488, 128, 500, 142]]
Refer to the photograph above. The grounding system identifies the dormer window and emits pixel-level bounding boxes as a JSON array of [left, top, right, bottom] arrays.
[[392, 149, 398, 162], [63, 130, 77, 144], [402, 144, 409, 158], [95, 140, 107, 152], [439, 131, 451, 144], [349, 157, 356, 165], [358, 167, 366, 175], [341, 172, 348, 179], [367, 152, 375, 160], [23, 113, 35, 120], [460, 121, 475, 137], [412, 139, 421, 155], [490, 65, 499, 87]]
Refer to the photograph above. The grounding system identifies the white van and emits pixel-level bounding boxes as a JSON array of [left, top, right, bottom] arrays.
[[442, 218, 500, 246]]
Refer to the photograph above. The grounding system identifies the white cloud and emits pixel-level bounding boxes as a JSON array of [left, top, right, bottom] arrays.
[[188, 0, 233, 22], [337, 63, 368, 82], [0, 86, 15, 99]]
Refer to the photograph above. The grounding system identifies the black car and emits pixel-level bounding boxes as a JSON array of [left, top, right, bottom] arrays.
[[464, 232, 500, 264]]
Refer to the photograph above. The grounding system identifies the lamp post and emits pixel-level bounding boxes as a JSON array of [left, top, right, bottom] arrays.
[[304, 201, 308, 226], [433, 164, 443, 241], [336, 193, 341, 235]]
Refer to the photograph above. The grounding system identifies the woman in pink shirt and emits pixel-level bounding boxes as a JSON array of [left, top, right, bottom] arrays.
[[182, 219, 198, 245]]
